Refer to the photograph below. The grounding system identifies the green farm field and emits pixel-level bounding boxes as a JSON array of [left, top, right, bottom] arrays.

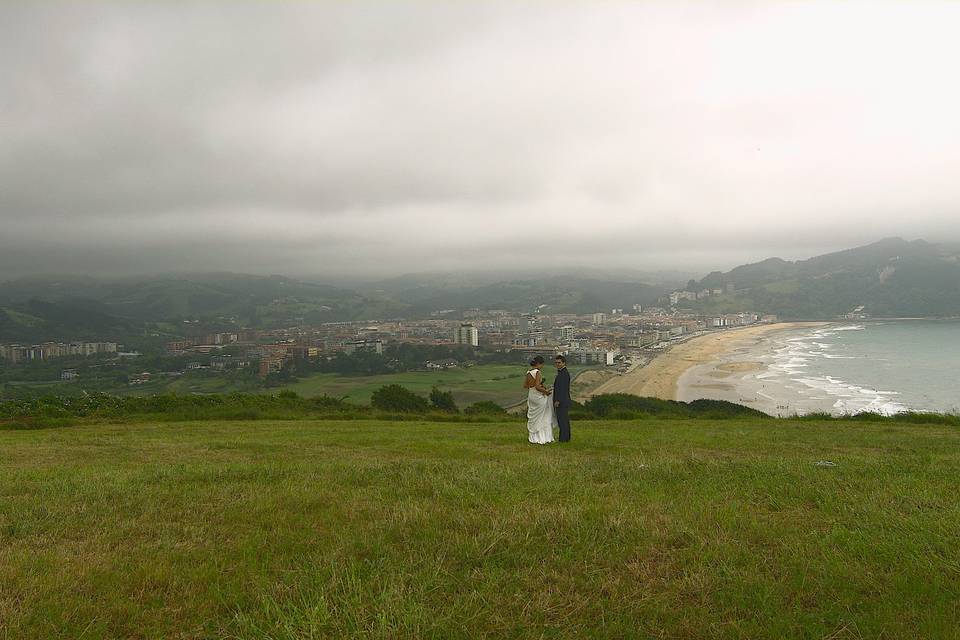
[[259, 363, 593, 407], [2, 417, 959, 638], [7, 364, 586, 407]]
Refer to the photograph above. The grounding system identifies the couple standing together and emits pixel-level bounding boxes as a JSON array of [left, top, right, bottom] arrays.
[[524, 354, 572, 445]]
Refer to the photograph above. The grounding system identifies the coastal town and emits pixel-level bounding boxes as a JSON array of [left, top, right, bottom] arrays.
[[0, 295, 777, 392]]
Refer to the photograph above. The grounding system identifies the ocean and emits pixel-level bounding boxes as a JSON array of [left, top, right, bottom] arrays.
[[755, 320, 960, 415]]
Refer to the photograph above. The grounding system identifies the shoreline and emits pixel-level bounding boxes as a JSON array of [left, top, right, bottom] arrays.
[[587, 322, 827, 402], [675, 320, 960, 417]]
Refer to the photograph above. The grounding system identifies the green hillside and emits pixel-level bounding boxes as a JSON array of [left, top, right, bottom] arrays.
[[0, 272, 667, 332], [693, 238, 960, 318], [0, 273, 397, 328], [2, 238, 957, 334], [397, 276, 666, 315], [3, 418, 959, 638], [0, 300, 137, 343]]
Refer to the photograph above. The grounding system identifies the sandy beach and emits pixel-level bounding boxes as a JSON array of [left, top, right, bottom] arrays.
[[588, 323, 826, 402]]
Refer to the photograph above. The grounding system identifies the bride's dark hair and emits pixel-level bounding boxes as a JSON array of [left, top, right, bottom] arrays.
[[529, 355, 545, 367]]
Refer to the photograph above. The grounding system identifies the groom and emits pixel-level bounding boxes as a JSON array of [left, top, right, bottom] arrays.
[[553, 355, 572, 442]]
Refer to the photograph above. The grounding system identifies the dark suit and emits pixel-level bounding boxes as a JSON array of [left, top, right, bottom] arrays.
[[553, 367, 572, 442]]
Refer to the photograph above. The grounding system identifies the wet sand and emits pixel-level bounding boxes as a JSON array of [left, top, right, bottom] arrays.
[[675, 323, 842, 416], [589, 323, 826, 402]]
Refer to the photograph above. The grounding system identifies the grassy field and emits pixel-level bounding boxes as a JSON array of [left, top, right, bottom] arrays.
[[2, 418, 960, 639], [7, 364, 572, 407], [259, 363, 594, 407]]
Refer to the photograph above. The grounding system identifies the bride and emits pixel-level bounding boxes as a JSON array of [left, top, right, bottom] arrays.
[[524, 356, 557, 445]]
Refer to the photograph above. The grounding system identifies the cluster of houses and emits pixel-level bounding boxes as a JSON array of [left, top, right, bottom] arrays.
[[5, 301, 780, 388], [154, 306, 777, 379]]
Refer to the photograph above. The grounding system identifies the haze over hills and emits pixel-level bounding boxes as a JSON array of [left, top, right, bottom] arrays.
[[349, 268, 695, 294], [1, 238, 958, 342], [0, 271, 675, 342], [0, 274, 377, 342]]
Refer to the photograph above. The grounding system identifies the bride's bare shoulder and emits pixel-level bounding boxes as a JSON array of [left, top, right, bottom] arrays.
[[523, 369, 540, 388]]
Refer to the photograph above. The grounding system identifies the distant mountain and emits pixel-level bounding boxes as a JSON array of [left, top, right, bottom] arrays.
[[356, 267, 693, 294], [690, 238, 960, 318], [400, 277, 665, 315], [5, 238, 954, 341], [0, 270, 670, 340], [359, 270, 673, 314], [0, 299, 137, 343], [0, 273, 355, 317], [0, 273, 408, 340]]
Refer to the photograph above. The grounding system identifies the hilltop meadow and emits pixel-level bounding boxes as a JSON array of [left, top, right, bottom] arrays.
[[2, 392, 960, 639]]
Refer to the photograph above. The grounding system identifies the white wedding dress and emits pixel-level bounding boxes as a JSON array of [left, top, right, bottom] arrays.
[[526, 369, 557, 445]]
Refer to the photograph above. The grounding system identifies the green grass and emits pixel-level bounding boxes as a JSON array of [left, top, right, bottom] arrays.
[[4, 364, 569, 407], [158, 374, 260, 396], [2, 418, 960, 639], [263, 364, 578, 407]]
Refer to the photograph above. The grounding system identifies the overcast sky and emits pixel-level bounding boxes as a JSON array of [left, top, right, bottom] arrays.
[[2, 2, 959, 281]]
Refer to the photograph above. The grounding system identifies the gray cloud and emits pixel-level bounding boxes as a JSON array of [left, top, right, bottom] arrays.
[[2, 2, 959, 280]]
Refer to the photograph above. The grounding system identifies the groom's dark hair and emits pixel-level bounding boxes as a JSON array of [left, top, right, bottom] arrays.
[[555, 355, 566, 364]]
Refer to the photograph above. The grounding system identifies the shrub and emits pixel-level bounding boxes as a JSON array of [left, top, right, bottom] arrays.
[[370, 385, 429, 413], [310, 395, 354, 412], [429, 387, 459, 413], [0, 416, 75, 430], [584, 394, 685, 418], [892, 412, 960, 426], [685, 398, 766, 418], [464, 401, 507, 415], [582, 394, 765, 420], [797, 412, 834, 421]]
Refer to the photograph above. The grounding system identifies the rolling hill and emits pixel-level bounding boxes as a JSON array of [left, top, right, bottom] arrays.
[[0, 271, 671, 340], [3, 237, 957, 341], [0, 273, 405, 340], [690, 238, 960, 318], [0, 300, 137, 343], [396, 276, 666, 315]]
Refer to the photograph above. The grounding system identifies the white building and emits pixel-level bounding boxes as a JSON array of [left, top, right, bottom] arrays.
[[454, 324, 479, 347], [573, 347, 620, 366], [426, 358, 459, 370], [591, 313, 606, 326], [669, 291, 698, 306], [559, 325, 576, 342]]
